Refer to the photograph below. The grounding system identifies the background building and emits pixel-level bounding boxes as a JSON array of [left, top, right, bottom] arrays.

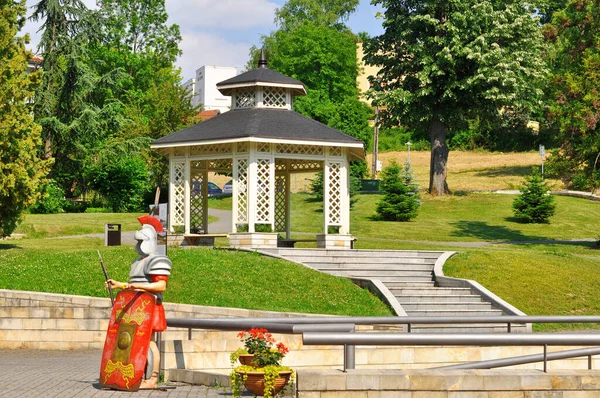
[[183, 65, 237, 113]]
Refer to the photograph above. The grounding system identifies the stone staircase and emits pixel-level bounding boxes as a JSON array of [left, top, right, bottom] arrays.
[[258, 248, 527, 333]]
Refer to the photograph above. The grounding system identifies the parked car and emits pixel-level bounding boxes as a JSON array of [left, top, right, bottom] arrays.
[[222, 179, 233, 195], [192, 181, 223, 196], [208, 181, 223, 196]]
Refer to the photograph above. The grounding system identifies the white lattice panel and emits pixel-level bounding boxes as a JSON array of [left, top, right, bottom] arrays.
[[329, 147, 342, 157], [190, 172, 205, 233], [236, 142, 249, 153], [172, 162, 185, 226], [236, 159, 248, 223], [255, 158, 271, 223], [235, 88, 255, 108], [275, 161, 287, 172], [208, 159, 233, 171], [276, 144, 323, 156], [173, 147, 186, 157], [190, 143, 232, 156], [290, 160, 323, 171], [275, 175, 286, 232], [263, 87, 287, 108], [257, 142, 271, 153], [327, 162, 342, 225]]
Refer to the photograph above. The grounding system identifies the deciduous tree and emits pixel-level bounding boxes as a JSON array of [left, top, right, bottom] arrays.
[[364, 0, 547, 195], [544, 0, 600, 192]]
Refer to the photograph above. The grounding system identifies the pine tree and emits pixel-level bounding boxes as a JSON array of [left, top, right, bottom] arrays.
[[512, 170, 556, 223], [376, 160, 421, 221], [0, 0, 52, 237]]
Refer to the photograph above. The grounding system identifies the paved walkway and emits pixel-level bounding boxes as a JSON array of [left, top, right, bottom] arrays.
[[0, 350, 262, 397]]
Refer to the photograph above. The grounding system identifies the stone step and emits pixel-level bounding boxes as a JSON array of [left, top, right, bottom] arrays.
[[406, 309, 505, 317], [326, 275, 434, 284], [400, 302, 495, 311], [384, 282, 437, 288], [287, 257, 437, 265], [397, 295, 483, 303], [388, 287, 471, 295], [263, 249, 444, 259], [304, 263, 435, 270], [318, 270, 433, 278]]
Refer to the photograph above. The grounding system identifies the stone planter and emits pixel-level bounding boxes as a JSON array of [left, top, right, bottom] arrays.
[[237, 370, 292, 397]]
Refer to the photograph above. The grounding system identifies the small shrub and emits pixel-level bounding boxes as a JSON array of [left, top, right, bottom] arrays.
[[512, 170, 556, 223], [85, 156, 149, 213], [29, 180, 66, 214], [376, 160, 421, 221]]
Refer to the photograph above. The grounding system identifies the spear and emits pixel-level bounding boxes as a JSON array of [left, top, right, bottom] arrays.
[[97, 250, 114, 306]]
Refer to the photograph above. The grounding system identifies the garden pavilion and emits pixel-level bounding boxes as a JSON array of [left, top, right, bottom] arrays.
[[150, 52, 365, 249]]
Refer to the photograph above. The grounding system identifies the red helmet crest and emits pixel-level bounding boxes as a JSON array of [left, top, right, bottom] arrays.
[[137, 215, 164, 233]]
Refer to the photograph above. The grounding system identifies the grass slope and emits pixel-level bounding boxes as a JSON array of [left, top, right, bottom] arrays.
[[0, 239, 392, 317], [4, 151, 599, 329]]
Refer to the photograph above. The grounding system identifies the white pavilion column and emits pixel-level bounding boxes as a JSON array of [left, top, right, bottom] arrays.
[[249, 143, 275, 232], [323, 156, 343, 233], [232, 156, 249, 232], [169, 157, 187, 233], [319, 146, 353, 249], [274, 160, 290, 238], [340, 150, 350, 235]]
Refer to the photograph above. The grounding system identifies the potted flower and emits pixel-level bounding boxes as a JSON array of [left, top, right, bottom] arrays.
[[230, 328, 294, 398]]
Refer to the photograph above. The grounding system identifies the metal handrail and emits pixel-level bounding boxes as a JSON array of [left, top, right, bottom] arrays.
[[164, 316, 600, 373], [435, 346, 600, 370], [168, 315, 600, 334], [302, 332, 600, 372]]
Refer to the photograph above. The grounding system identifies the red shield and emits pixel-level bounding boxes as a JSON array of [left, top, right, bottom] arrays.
[[100, 290, 156, 391]]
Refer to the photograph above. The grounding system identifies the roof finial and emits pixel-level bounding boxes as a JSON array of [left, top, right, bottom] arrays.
[[258, 48, 268, 69]]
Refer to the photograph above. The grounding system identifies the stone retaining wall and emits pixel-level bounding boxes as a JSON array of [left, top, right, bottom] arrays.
[[2, 289, 599, 380], [296, 369, 600, 397]]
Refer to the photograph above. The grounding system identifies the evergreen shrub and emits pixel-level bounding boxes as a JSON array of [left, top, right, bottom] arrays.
[[512, 170, 556, 223], [376, 160, 421, 221]]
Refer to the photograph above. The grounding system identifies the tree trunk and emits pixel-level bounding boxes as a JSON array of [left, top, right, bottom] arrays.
[[428, 117, 449, 196]]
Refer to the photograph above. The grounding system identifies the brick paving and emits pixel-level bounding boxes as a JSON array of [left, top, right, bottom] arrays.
[[0, 350, 266, 397]]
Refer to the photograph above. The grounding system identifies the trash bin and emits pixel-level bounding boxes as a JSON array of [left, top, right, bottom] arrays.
[[361, 179, 380, 193], [105, 224, 121, 246]]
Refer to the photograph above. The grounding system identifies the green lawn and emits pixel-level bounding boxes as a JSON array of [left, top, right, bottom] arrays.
[[4, 190, 600, 329]]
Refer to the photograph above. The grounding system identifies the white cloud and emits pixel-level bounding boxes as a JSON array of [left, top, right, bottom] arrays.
[[166, 0, 278, 29], [177, 32, 253, 81]]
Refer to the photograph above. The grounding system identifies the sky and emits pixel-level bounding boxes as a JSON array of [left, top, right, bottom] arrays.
[[22, 0, 384, 83]]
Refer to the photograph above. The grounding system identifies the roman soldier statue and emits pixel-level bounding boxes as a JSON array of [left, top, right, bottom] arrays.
[[100, 215, 172, 391]]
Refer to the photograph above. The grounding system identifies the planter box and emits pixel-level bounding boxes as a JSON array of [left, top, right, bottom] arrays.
[[229, 233, 279, 249], [316, 234, 356, 249]]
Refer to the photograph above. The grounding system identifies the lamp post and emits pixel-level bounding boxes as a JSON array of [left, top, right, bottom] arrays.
[[372, 106, 380, 179], [406, 141, 412, 165]]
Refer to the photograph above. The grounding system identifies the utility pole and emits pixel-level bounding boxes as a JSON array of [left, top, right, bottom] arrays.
[[372, 106, 379, 179]]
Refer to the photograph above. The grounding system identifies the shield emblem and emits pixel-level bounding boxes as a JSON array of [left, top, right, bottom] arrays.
[[100, 290, 156, 391]]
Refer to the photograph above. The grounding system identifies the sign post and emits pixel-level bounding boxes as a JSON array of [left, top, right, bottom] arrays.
[[539, 145, 545, 179]]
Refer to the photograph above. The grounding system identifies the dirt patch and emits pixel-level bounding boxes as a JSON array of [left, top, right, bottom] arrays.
[[208, 151, 561, 193], [367, 151, 562, 192]]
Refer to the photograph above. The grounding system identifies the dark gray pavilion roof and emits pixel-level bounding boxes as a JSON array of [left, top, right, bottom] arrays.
[[151, 108, 364, 152], [217, 67, 306, 96]]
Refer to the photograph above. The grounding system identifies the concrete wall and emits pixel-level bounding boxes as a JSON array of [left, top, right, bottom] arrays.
[[297, 369, 600, 397], [2, 289, 600, 379]]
